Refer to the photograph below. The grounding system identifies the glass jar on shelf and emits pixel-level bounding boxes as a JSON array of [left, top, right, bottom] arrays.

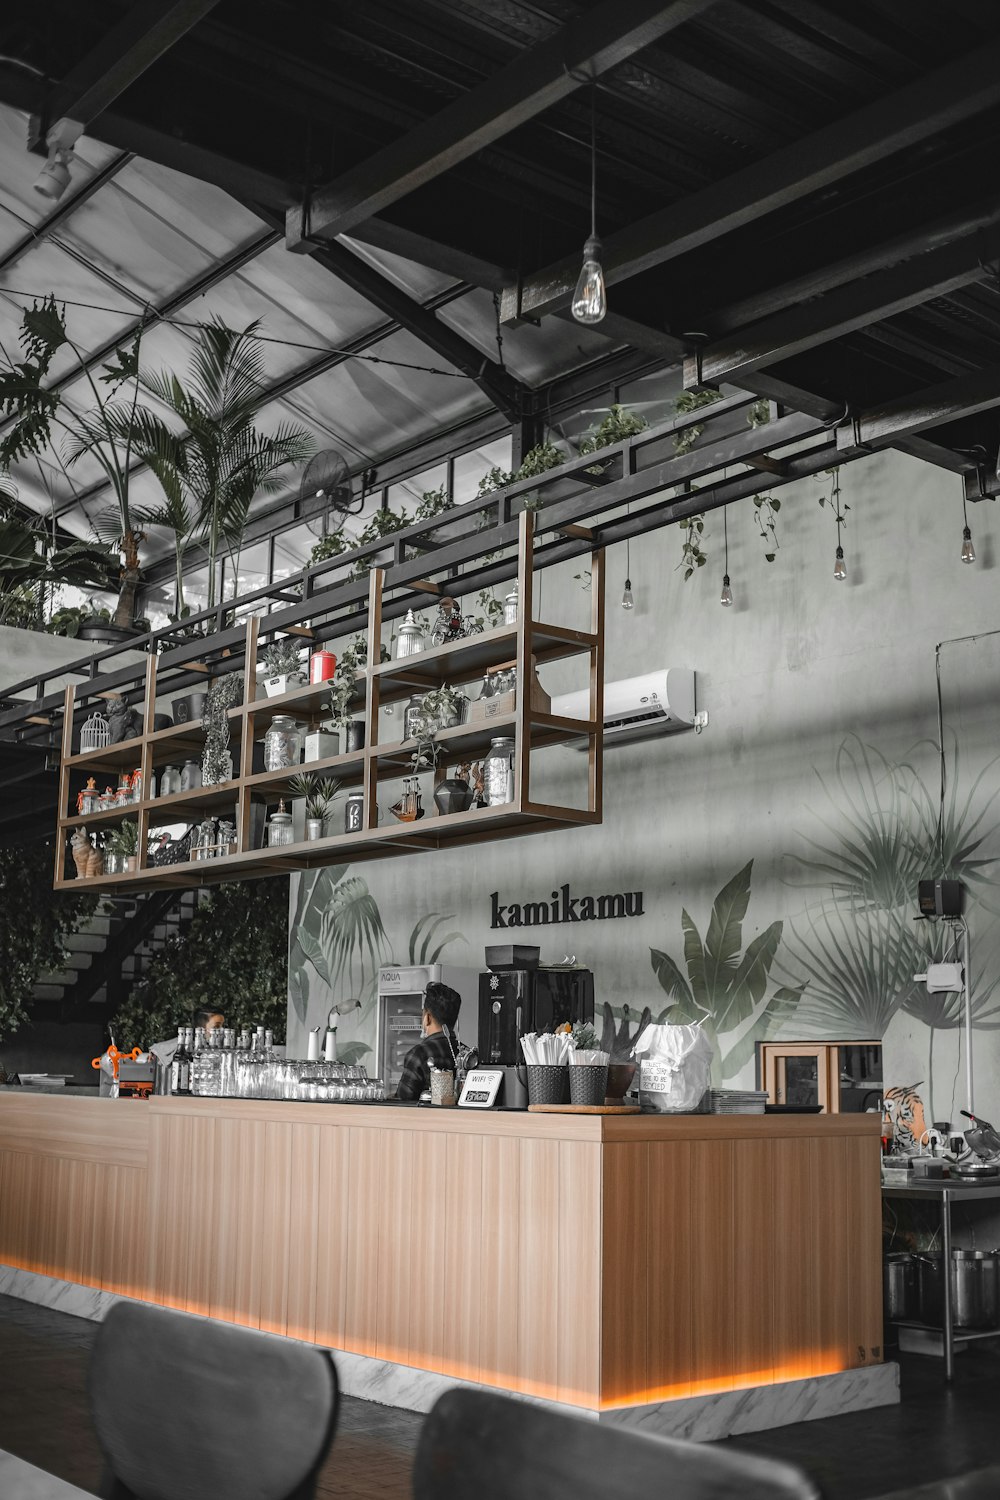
[[345, 790, 365, 833], [484, 736, 515, 806], [266, 798, 294, 847], [264, 715, 304, 771], [194, 818, 217, 860]]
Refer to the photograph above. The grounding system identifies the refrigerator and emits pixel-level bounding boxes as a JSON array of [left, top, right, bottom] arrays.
[[376, 964, 480, 1096]]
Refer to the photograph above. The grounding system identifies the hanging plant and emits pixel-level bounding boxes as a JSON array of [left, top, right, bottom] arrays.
[[673, 389, 722, 457], [309, 531, 351, 566], [579, 403, 648, 455], [414, 485, 453, 520], [201, 673, 243, 786], [350, 505, 411, 578], [753, 493, 781, 562], [747, 399, 771, 429], [677, 515, 707, 579]]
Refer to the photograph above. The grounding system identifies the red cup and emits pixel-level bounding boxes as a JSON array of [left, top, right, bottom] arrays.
[[309, 649, 337, 683]]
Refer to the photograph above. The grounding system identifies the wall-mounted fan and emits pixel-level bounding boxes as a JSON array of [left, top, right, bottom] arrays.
[[299, 449, 364, 538]]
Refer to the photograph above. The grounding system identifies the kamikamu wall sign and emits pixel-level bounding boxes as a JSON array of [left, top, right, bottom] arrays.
[[490, 883, 644, 928]]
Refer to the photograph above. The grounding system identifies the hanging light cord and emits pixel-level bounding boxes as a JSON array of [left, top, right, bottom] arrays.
[[589, 79, 597, 240], [723, 506, 729, 573]]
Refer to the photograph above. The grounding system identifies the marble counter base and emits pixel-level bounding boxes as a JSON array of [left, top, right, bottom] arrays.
[[0, 1263, 899, 1435], [600, 1361, 900, 1440]]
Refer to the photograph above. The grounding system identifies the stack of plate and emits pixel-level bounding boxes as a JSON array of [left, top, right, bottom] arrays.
[[709, 1089, 768, 1114]]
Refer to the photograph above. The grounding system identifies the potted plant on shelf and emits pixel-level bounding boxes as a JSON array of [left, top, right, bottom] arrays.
[[287, 773, 341, 840], [326, 633, 387, 751], [417, 683, 468, 733], [104, 819, 140, 875], [261, 639, 305, 698]]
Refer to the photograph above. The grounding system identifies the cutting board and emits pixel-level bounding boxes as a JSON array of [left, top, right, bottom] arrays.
[[527, 1104, 642, 1114]]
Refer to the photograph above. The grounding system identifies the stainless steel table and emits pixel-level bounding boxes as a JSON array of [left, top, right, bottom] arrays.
[[882, 1177, 1000, 1380], [0, 1449, 94, 1497]]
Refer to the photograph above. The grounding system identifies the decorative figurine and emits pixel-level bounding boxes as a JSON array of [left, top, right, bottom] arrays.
[[106, 696, 140, 744], [429, 597, 466, 647], [71, 827, 91, 878]]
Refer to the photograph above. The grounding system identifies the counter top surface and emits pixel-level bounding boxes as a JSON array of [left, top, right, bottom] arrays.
[[0, 1089, 881, 1141]]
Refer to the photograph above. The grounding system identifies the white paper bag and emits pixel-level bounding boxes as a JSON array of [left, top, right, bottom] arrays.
[[632, 1022, 714, 1113]]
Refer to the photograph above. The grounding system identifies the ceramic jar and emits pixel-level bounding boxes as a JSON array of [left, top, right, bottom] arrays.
[[395, 608, 425, 659], [309, 649, 337, 684], [504, 581, 519, 625]]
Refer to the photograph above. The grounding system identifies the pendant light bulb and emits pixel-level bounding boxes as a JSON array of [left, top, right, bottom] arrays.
[[961, 524, 976, 564], [720, 573, 733, 607], [572, 235, 607, 325], [834, 544, 847, 582], [621, 577, 634, 610]]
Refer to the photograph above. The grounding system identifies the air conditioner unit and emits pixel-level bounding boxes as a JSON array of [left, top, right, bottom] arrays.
[[551, 668, 698, 746]]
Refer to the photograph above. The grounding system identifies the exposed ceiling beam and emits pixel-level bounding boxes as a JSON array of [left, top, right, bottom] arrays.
[[684, 226, 1000, 390], [837, 366, 1000, 454], [0, 63, 296, 206], [501, 38, 1000, 325], [255, 206, 524, 421], [346, 220, 512, 292], [893, 436, 977, 475], [704, 195, 1000, 337], [27, 0, 222, 151], [286, 0, 717, 250]]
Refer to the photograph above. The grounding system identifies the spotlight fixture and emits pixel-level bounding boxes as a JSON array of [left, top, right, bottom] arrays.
[[961, 483, 976, 564], [832, 469, 847, 581], [32, 117, 83, 202], [720, 506, 733, 606], [571, 82, 606, 325]]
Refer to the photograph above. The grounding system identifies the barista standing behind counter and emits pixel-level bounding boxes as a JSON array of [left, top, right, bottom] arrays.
[[396, 983, 461, 1101]]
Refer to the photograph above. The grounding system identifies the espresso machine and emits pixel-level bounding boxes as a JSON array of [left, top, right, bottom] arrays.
[[478, 959, 595, 1069]]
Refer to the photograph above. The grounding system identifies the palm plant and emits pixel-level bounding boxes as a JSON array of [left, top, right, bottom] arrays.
[[0, 298, 147, 628], [137, 319, 313, 609]]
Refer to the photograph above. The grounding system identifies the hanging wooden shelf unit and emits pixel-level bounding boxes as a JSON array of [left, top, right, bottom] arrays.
[[52, 513, 605, 890]]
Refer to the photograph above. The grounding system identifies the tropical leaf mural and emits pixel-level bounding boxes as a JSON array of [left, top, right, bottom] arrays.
[[407, 912, 466, 966], [650, 861, 803, 1081], [288, 866, 390, 1042], [780, 734, 1000, 1041]]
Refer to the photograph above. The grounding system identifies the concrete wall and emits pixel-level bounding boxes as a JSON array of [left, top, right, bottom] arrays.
[[0, 626, 146, 701], [287, 449, 1000, 1125]]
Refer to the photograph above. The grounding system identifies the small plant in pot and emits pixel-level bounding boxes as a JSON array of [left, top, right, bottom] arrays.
[[418, 682, 467, 733], [104, 818, 140, 874], [261, 639, 305, 697], [287, 773, 341, 841], [326, 633, 380, 752]]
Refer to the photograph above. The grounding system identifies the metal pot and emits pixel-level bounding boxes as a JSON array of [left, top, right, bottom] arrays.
[[305, 817, 324, 841], [883, 1252, 917, 1321], [916, 1249, 1000, 1328]]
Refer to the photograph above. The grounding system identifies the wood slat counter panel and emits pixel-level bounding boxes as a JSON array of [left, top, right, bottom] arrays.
[[0, 1096, 882, 1412]]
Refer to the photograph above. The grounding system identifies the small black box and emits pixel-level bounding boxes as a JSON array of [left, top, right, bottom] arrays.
[[918, 879, 963, 918]]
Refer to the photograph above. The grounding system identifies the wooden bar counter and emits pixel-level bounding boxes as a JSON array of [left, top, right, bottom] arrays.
[[0, 1095, 885, 1422]]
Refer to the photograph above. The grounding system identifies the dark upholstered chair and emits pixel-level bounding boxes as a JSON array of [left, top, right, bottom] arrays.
[[89, 1301, 339, 1500], [412, 1388, 822, 1500]]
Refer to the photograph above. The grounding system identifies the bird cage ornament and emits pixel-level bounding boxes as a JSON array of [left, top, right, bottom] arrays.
[[79, 709, 111, 753]]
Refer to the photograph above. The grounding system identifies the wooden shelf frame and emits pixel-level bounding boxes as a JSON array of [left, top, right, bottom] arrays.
[[53, 512, 604, 889]]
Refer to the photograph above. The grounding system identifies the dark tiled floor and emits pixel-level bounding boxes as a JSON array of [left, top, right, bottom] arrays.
[[1, 1295, 999, 1498]]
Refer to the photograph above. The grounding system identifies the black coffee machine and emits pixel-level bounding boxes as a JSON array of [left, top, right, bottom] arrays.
[[478, 949, 595, 1068]]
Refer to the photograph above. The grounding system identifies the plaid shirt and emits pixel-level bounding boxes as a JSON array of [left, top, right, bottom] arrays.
[[396, 1032, 456, 1101]]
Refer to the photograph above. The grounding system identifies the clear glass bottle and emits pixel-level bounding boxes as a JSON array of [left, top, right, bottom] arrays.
[[180, 759, 202, 792], [189, 1028, 206, 1096], [169, 1029, 190, 1096], [160, 764, 182, 797]]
